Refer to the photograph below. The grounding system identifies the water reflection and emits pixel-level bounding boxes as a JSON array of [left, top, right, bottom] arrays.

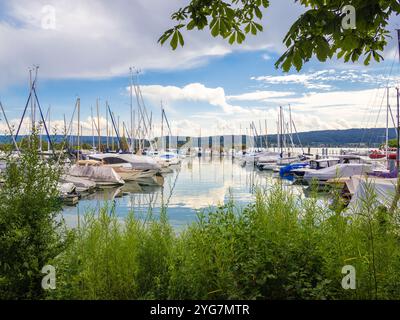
[[62, 156, 305, 229]]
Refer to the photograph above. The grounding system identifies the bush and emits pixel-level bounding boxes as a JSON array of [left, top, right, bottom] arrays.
[[0, 133, 69, 299]]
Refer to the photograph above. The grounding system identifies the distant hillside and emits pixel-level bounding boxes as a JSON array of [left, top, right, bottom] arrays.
[[190, 128, 397, 148], [269, 128, 397, 147], [0, 128, 396, 148]]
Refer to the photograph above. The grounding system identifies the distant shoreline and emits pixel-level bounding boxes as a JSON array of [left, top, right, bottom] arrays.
[[0, 127, 395, 148]]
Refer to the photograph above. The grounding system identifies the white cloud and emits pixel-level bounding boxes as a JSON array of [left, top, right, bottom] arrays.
[[252, 69, 400, 91], [131, 83, 251, 114], [0, 0, 305, 87], [227, 90, 295, 101], [262, 53, 272, 61]]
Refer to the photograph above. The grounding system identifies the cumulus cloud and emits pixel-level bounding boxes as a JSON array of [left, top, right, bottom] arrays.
[[1, 0, 399, 137], [131, 83, 252, 114], [0, 0, 305, 88]]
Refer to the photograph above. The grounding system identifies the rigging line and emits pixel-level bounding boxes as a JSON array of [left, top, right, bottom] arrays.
[[388, 105, 398, 138], [32, 87, 55, 155], [133, 83, 150, 140], [165, 167, 181, 208], [366, 50, 398, 146], [15, 74, 39, 141], [358, 87, 380, 147], [162, 109, 173, 137], [122, 121, 134, 152], [291, 119, 304, 153], [360, 85, 386, 146], [0, 100, 20, 152], [57, 99, 78, 164], [367, 90, 386, 147], [358, 49, 397, 147], [107, 104, 122, 149], [132, 72, 154, 141]]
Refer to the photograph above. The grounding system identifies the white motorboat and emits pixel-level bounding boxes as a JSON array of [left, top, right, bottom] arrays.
[[156, 151, 182, 166]]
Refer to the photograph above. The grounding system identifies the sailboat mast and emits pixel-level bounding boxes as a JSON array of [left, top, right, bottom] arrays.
[[386, 87, 390, 161], [161, 102, 164, 151], [106, 101, 109, 150], [97, 99, 101, 152], [397, 87, 400, 173], [133, 110, 136, 152], [29, 68, 34, 132], [265, 119, 268, 150], [280, 107, 282, 153], [129, 67, 134, 144], [77, 98, 80, 161], [48, 105, 51, 152], [277, 116, 280, 152], [91, 106, 95, 150], [397, 29, 400, 174], [289, 104, 293, 152]]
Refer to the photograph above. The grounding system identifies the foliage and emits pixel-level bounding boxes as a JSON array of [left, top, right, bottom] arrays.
[[0, 133, 69, 299], [52, 183, 400, 300], [388, 139, 398, 148], [159, 0, 400, 71]]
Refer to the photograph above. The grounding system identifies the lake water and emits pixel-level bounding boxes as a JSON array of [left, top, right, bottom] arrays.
[[62, 156, 308, 229]]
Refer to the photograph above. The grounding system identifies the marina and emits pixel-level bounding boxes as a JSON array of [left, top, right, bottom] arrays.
[[2, 0, 400, 304], [61, 147, 379, 230]]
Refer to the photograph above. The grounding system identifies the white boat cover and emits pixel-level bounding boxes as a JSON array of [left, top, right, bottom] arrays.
[[69, 165, 125, 185], [58, 182, 76, 195], [347, 176, 398, 210], [89, 153, 161, 171], [60, 174, 97, 189], [304, 164, 372, 182]]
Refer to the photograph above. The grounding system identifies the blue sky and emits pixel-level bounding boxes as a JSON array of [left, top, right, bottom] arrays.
[[0, 0, 399, 137]]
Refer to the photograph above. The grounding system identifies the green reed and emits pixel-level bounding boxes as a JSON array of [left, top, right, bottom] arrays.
[[50, 182, 400, 300]]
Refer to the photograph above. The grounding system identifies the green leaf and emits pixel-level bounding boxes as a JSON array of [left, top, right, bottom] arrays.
[[237, 31, 245, 44], [244, 23, 251, 34], [187, 20, 196, 30], [211, 19, 220, 37], [158, 29, 173, 45], [228, 32, 236, 45], [372, 51, 383, 62], [254, 23, 263, 32], [251, 23, 257, 35], [177, 31, 184, 46], [364, 52, 372, 66], [170, 31, 179, 50], [281, 52, 293, 72], [337, 50, 345, 59], [254, 7, 263, 19], [292, 51, 303, 72]]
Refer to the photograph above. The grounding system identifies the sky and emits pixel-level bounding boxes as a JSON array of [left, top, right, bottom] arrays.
[[0, 0, 400, 138]]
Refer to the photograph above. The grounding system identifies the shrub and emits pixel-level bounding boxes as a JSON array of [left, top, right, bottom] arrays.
[[0, 133, 69, 299]]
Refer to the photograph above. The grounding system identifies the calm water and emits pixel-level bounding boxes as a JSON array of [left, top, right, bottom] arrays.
[[62, 156, 309, 229]]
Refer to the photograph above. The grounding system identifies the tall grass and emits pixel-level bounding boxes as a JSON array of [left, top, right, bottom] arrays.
[[51, 183, 400, 300]]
